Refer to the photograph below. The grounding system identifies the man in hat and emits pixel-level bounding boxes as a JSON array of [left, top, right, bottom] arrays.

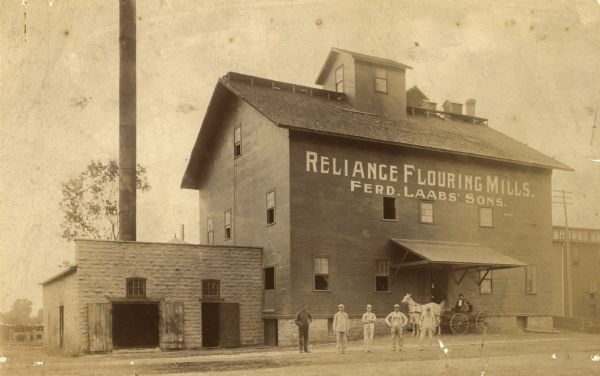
[[333, 304, 350, 354], [385, 304, 408, 351], [294, 304, 312, 353], [419, 306, 436, 350], [362, 304, 377, 352]]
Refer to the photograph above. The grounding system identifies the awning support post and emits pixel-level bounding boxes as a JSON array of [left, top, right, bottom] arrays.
[[478, 269, 491, 286], [451, 268, 470, 285], [390, 266, 401, 285]]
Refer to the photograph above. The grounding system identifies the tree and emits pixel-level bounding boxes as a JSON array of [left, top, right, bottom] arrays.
[[59, 160, 150, 241], [1, 299, 34, 325]]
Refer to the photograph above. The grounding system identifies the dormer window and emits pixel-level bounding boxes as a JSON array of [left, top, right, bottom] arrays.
[[335, 66, 344, 93], [375, 68, 388, 93]]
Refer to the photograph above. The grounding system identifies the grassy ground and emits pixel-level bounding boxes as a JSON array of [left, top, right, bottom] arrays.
[[2, 331, 600, 375]]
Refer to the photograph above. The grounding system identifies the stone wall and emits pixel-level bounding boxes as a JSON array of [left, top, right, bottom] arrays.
[[74, 239, 263, 351]]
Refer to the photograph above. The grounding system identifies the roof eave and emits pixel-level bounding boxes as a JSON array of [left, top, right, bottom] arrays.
[[281, 124, 572, 171], [39, 265, 77, 286]]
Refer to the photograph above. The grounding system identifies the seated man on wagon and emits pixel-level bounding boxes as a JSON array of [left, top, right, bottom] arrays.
[[453, 293, 472, 313]]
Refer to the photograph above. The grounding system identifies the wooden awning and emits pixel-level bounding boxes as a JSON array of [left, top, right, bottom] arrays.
[[389, 239, 526, 284]]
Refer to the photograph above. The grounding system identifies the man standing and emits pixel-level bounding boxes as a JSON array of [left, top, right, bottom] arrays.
[[385, 304, 408, 351], [419, 306, 436, 351], [333, 304, 350, 354], [362, 304, 377, 352], [295, 304, 312, 353]]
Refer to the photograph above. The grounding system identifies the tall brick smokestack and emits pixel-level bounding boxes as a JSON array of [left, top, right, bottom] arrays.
[[119, 0, 136, 241]]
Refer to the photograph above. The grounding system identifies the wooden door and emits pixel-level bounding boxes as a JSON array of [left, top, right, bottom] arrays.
[[160, 301, 185, 349], [263, 319, 278, 346], [218, 302, 240, 348], [87, 303, 113, 352]]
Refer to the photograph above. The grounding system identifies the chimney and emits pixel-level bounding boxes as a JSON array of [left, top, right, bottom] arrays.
[[179, 224, 185, 242], [465, 98, 476, 116], [118, 0, 137, 241]]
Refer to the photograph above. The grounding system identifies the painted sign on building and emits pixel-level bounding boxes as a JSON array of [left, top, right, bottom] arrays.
[[305, 151, 534, 207]]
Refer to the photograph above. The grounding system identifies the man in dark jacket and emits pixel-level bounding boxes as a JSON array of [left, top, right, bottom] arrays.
[[295, 304, 312, 353]]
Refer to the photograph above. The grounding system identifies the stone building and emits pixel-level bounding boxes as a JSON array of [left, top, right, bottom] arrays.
[[181, 47, 571, 345], [42, 240, 262, 352]]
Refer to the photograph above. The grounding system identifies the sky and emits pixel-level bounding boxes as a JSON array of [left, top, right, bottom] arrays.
[[1, 0, 599, 312]]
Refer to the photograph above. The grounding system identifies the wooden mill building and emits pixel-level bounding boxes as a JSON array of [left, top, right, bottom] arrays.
[[43, 47, 571, 352], [181, 48, 571, 345]]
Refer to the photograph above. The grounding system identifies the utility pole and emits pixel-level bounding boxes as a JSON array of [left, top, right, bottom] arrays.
[[553, 190, 573, 316], [119, 0, 137, 241]]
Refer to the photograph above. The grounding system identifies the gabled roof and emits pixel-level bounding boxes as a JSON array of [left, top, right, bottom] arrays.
[[406, 85, 430, 107], [316, 47, 412, 85], [181, 72, 572, 189]]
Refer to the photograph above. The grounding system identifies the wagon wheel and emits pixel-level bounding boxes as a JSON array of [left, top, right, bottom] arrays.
[[450, 313, 469, 335], [475, 311, 490, 334]]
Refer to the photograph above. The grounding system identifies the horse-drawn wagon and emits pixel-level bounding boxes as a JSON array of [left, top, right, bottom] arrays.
[[401, 293, 493, 335], [440, 305, 491, 335]]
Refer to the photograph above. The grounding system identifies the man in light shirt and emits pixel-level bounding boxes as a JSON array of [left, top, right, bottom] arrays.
[[333, 304, 350, 354], [362, 304, 377, 352], [385, 304, 408, 351]]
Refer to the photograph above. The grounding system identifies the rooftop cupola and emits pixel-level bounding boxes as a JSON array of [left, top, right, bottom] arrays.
[[315, 48, 412, 119]]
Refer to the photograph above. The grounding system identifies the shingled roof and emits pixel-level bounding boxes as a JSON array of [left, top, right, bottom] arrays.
[[181, 72, 571, 189]]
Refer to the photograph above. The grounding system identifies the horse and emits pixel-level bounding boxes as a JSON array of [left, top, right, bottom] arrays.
[[401, 293, 446, 336]]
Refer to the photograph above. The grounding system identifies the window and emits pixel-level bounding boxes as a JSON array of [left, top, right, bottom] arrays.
[[266, 190, 275, 225], [374, 68, 388, 93], [572, 246, 579, 265], [553, 228, 565, 240], [126, 278, 146, 297], [419, 201, 434, 224], [591, 280, 598, 294], [207, 217, 214, 245], [479, 271, 492, 294], [382, 197, 396, 220], [375, 259, 390, 292], [479, 207, 493, 227], [525, 266, 537, 294], [234, 125, 241, 158], [264, 267, 275, 290], [314, 256, 329, 291], [224, 210, 232, 240], [335, 66, 344, 93], [202, 279, 220, 300]]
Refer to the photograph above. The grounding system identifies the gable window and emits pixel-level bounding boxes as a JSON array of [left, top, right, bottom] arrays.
[[234, 125, 242, 158], [266, 190, 275, 225], [375, 68, 388, 93], [375, 259, 390, 292], [335, 66, 344, 93], [419, 201, 434, 224], [314, 256, 329, 291], [126, 278, 146, 298], [525, 266, 537, 294], [202, 279, 220, 300], [479, 207, 493, 227], [224, 210, 232, 240], [207, 217, 214, 245], [382, 197, 396, 220], [479, 271, 492, 294]]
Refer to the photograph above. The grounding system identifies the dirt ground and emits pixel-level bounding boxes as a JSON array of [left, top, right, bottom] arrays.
[[2, 331, 600, 375]]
